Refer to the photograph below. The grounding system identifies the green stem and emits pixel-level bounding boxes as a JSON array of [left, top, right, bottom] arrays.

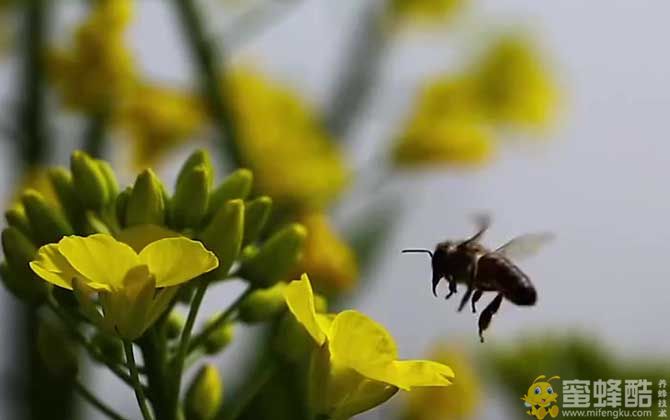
[[170, 281, 210, 418], [74, 380, 130, 420], [222, 357, 278, 420], [123, 341, 155, 420], [138, 328, 173, 420], [83, 109, 109, 158], [46, 298, 137, 388], [187, 285, 253, 354], [171, 0, 242, 167]]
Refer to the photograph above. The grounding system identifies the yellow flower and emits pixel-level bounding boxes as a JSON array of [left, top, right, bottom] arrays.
[[404, 344, 481, 420], [293, 212, 358, 296], [388, 0, 466, 25], [283, 274, 454, 419], [393, 76, 494, 167], [30, 233, 218, 340], [48, 0, 136, 111], [119, 83, 206, 168], [472, 34, 558, 129], [228, 69, 348, 209]]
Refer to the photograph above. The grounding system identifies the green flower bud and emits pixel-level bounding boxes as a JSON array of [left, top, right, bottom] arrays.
[[238, 282, 287, 323], [70, 150, 109, 210], [96, 159, 120, 200], [115, 187, 131, 228], [91, 332, 124, 364], [5, 205, 32, 237], [21, 190, 74, 245], [84, 211, 111, 235], [125, 169, 165, 226], [185, 364, 223, 420], [242, 196, 272, 246], [239, 224, 307, 287], [172, 165, 210, 230], [207, 169, 253, 221], [38, 320, 78, 380], [166, 312, 185, 340], [177, 149, 214, 189], [1, 228, 49, 302], [199, 199, 244, 277], [48, 167, 83, 227], [0, 262, 47, 303], [202, 318, 234, 355]]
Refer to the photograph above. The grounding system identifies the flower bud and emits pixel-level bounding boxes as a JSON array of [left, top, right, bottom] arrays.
[[0, 262, 48, 303], [5, 205, 32, 237], [48, 167, 83, 227], [37, 320, 78, 380], [185, 364, 223, 420], [21, 190, 74, 245], [177, 149, 214, 189], [115, 187, 131, 228], [70, 150, 109, 210], [2, 227, 37, 269], [84, 211, 111, 235], [238, 282, 287, 323], [242, 196, 272, 246], [207, 169, 253, 221], [199, 199, 244, 277], [96, 159, 120, 200], [202, 318, 234, 355], [239, 224, 306, 287], [172, 165, 210, 230], [165, 311, 185, 340], [125, 169, 165, 226], [91, 332, 124, 365]]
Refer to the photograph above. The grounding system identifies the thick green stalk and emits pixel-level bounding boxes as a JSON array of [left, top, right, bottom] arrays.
[[139, 329, 174, 420], [172, 0, 242, 167], [123, 341, 155, 420]]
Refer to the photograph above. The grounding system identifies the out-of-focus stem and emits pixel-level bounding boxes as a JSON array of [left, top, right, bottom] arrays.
[[171, 0, 242, 168], [83, 109, 109, 158], [325, 0, 388, 141], [123, 341, 155, 420], [74, 380, 129, 420]]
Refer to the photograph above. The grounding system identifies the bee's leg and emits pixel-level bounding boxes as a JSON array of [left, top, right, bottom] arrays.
[[471, 290, 483, 313], [458, 287, 473, 312], [432, 268, 442, 297], [478, 293, 503, 343], [444, 278, 457, 300]]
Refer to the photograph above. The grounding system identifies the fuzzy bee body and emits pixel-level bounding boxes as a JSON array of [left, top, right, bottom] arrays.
[[403, 217, 550, 342]]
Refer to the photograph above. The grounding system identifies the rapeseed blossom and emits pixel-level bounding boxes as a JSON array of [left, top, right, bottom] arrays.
[[31, 233, 218, 339]]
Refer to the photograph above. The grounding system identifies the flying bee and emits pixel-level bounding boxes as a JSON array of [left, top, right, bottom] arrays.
[[402, 216, 553, 342]]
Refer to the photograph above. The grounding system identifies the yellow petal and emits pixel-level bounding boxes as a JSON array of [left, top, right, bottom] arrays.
[[30, 243, 87, 290], [387, 360, 454, 390], [283, 274, 326, 345], [58, 234, 139, 290], [327, 310, 398, 375], [138, 237, 218, 288]]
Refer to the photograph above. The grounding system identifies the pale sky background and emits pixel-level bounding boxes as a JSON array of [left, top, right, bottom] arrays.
[[2, 0, 670, 418]]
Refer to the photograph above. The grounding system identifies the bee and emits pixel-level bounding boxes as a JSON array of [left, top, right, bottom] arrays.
[[402, 216, 553, 342]]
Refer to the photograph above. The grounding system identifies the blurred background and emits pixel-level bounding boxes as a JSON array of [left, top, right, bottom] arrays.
[[1, 0, 670, 419]]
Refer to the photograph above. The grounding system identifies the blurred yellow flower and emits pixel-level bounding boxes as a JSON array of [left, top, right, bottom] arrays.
[[283, 274, 454, 419], [388, 0, 466, 25], [48, 0, 136, 111], [473, 34, 558, 129], [119, 83, 206, 168], [11, 166, 57, 205], [292, 212, 358, 296], [403, 344, 481, 420], [228, 69, 349, 209], [393, 77, 494, 167], [30, 233, 218, 339]]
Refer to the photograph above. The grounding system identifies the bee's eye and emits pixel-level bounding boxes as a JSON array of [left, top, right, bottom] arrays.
[[547, 387, 553, 394], [534, 387, 541, 395]]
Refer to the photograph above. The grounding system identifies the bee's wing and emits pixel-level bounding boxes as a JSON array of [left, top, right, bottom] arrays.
[[494, 232, 554, 260]]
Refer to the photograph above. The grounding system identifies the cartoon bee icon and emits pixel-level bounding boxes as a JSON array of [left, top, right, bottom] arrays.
[[522, 375, 561, 419]]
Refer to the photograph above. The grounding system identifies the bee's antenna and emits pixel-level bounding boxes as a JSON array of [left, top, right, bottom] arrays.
[[401, 249, 433, 258]]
